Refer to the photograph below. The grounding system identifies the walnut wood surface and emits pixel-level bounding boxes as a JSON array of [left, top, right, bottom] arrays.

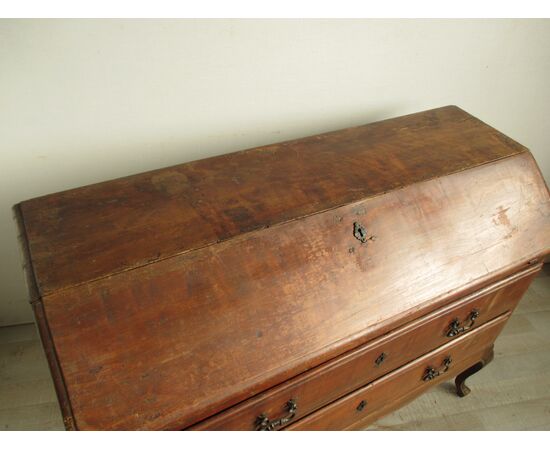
[[191, 267, 537, 430], [286, 314, 509, 430], [37, 151, 549, 430], [31, 301, 75, 430], [17, 106, 528, 297], [13, 107, 550, 430], [347, 345, 498, 431]]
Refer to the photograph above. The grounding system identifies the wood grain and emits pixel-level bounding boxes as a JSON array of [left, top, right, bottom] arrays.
[[17, 105, 528, 296], [286, 315, 508, 430], [1, 269, 549, 430], [191, 268, 536, 430], [13, 107, 550, 430], [367, 269, 550, 431], [41, 152, 549, 430]]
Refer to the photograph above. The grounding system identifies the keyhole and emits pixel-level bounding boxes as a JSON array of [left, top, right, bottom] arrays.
[[353, 222, 369, 243], [375, 352, 387, 367]]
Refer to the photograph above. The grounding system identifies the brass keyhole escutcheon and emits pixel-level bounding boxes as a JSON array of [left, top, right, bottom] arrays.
[[357, 400, 367, 411], [375, 352, 387, 367], [353, 222, 375, 244]]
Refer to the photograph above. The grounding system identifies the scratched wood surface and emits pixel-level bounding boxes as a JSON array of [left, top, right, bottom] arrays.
[[1, 267, 548, 431], [37, 152, 550, 430], [0, 265, 550, 430], [288, 315, 508, 430], [367, 265, 550, 431], [16, 105, 527, 297], [192, 268, 536, 430], [13, 106, 550, 430]]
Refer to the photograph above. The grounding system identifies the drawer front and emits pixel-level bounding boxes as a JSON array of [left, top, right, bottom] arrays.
[[190, 268, 536, 430], [286, 312, 509, 430]]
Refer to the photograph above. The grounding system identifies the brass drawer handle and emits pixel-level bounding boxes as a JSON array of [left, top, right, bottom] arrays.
[[446, 309, 480, 337], [422, 356, 452, 382], [255, 399, 297, 430]]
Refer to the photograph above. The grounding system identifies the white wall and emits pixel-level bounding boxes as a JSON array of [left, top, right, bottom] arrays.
[[1, 19, 549, 326]]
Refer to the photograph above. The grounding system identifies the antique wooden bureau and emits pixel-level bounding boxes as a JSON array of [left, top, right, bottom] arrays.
[[14, 106, 550, 430]]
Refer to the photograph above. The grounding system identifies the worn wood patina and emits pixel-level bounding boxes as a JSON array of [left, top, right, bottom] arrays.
[[14, 106, 550, 430]]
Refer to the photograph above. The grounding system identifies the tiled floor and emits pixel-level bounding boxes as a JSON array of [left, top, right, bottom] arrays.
[[1, 266, 549, 430]]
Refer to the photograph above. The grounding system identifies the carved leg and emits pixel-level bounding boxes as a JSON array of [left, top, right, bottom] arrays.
[[455, 346, 494, 397]]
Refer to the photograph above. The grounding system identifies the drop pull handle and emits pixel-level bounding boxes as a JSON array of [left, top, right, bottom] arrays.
[[422, 356, 452, 382], [446, 309, 480, 338], [255, 399, 297, 430]]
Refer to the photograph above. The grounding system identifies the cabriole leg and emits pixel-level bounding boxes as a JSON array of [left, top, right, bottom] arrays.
[[455, 346, 494, 398]]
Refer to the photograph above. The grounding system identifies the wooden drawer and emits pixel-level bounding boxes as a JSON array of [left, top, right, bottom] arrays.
[[189, 267, 536, 430], [286, 311, 509, 430]]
